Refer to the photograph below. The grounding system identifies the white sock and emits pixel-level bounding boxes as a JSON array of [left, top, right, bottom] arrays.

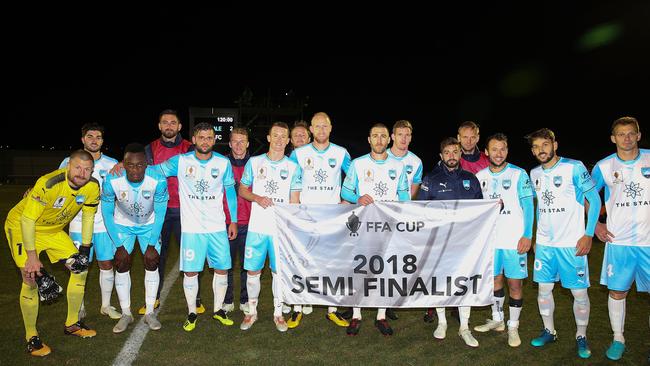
[[246, 273, 261, 315], [328, 307, 337, 314], [492, 291, 505, 321], [99, 268, 115, 309], [115, 271, 132, 316], [459, 306, 471, 330], [537, 283, 555, 332], [144, 269, 159, 315], [571, 289, 590, 338], [352, 307, 362, 320], [294, 304, 303, 312], [376, 308, 386, 320], [212, 273, 228, 313], [608, 296, 625, 343], [436, 308, 447, 324], [183, 274, 198, 314], [271, 273, 282, 317]]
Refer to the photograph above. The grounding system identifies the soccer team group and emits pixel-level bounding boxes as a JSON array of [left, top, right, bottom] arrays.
[[3, 110, 648, 361]]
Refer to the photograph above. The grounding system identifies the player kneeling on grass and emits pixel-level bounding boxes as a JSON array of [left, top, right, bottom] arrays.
[[4, 150, 100, 357], [103, 143, 169, 333]]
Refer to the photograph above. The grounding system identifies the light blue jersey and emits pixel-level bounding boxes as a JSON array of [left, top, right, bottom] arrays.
[[290, 142, 350, 204], [342, 154, 410, 203], [387, 149, 423, 196]]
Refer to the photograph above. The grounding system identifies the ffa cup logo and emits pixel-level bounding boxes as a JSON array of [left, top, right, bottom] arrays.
[[328, 158, 337, 168], [280, 169, 289, 180], [534, 178, 541, 191], [480, 179, 488, 192], [142, 190, 152, 200], [185, 166, 196, 179], [257, 167, 266, 180], [502, 179, 511, 190], [99, 169, 107, 179], [641, 167, 650, 179], [612, 170, 623, 184], [553, 175, 562, 188], [118, 191, 128, 202], [346, 211, 361, 237], [364, 169, 374, 183], [463, 180, 471, 190], [304, 157, 314, 170], [211, 168, 220, 179], [53, 196, 66, 209], [406, 165, 413, 175], [75, 195, 85, 205], [388, 169, 397, 180]]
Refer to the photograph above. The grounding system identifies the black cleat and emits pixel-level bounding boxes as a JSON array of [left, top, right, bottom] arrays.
[[339, 308, 353, 320], [375, 319, 394, 336], [346, 318, 362, 336], [386, 308, 398, 320], [423, 308, 436, 323]]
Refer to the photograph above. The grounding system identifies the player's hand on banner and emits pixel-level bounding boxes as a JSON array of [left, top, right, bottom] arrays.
[[358, 194, 374, 206], [228, 222, 238, 240], [255, 195, 273, 208], [595, 222, 614, 243], [575, 235, 593, 256], [109, 162, 124, 176], [517, 237, 531, 254]]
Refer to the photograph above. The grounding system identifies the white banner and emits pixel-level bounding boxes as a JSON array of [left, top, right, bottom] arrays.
[[273, 200, 500, 308]]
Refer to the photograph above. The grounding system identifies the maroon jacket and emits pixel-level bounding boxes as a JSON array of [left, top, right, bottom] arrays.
[[145, 134, 192, 209], [223, 153, 252, 225]]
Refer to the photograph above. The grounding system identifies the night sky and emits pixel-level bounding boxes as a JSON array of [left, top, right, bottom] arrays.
[[5, 3, 650, 172]]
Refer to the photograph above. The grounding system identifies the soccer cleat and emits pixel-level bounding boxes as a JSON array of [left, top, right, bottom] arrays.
[[183, 313, 198, 332], [530, 328, 557, 347], [507, 327, 521, 347], [459, 328, 479, 348], [474, 319, 505, 333], [222, 303, 235, 313], [26, 336, 51, 357], [239, 303, 250, 314], [64, 321, 97, 338], [240, 314, 257, 331], [339, 308, 353, 320], [576, 336, 591, 359], [386, 308, 398, 320], [138, 299, 160, 315], [144, 313, 162, 330], [433, 323, 447, 340], [212, 310, 234, 326], [100, 306, 122, 319], [346, 318, 362, 336], [326, 311, 350, 327], [274, 316, 288, 332], [196, 302, 206, 314], [302, 305, 313, 314], [423, 308, 436, 323], [282, 303, 291, 314], [605, 341, 625, 361], [113, 314, 134, 334], [287, 311, 302, 329], [374, 319, 394, 336]]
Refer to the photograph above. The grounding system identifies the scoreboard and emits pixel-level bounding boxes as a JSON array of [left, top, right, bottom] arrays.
[[188, 107, 238, 144]]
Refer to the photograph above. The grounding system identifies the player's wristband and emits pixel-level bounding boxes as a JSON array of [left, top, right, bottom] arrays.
[[598, 214, 607, 224]]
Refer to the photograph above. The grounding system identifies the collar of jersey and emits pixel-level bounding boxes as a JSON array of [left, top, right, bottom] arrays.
[[488, 163, 510, 176], [368, 154, 389, 164], [388, 149, 408, 161], [614, 151, 641, 165], [541, 157, 562, 173], [264, 154, 287, 164], [309, 142, 331, 154]]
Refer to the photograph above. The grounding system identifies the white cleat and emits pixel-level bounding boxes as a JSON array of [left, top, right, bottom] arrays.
[[433, 323, 447, 340], [302, 305, 313, 315], [282, 303, 291, 314], [101, 306, 122, 320], [474, 319, 505, 333], [222, 303, 235, 313], [239, 303, 250, 314], [459, 328, 479, 348], [240, 314, 257, 331], [508, 327, 521, 347], [144, 313, 162, 330], [274, 316, 288, 332], [113, 314, 134, 334]]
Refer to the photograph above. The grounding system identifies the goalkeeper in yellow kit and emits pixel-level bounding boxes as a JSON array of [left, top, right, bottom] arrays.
[[4, 149, 101, 357]]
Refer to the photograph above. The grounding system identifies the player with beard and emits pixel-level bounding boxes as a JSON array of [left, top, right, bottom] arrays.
[[474, 133, 534, 347], [341, 123, 410, 336], [59, 123, 120, 320], [418, 137, 482, 347], [526, 128, 601, 359]]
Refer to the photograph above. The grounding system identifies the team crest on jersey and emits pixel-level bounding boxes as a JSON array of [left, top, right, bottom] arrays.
[[364, 169, 374, 183], [388, 169, 397, 180], [328, 158, 337, 168], [406, 165, 413, 175], [75, 195, 85, 205], [257, 166, 267, 179], [142, 190, 152, 200], [641, 167, 650, 178], [553, 176, 562, 187], [118, 191, 128, 202], [185, 166, 196, 178], [502, 179, 511, 190], [534, 178, 541, 191], [211, 168, 220, 179], [304, 157, 314, 170], [53, 196, 66, 209], [463, 180, 470, 190], [99, 170, 107, 179], [480, 179, 488, 192], [280, 169, 289, 180]]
